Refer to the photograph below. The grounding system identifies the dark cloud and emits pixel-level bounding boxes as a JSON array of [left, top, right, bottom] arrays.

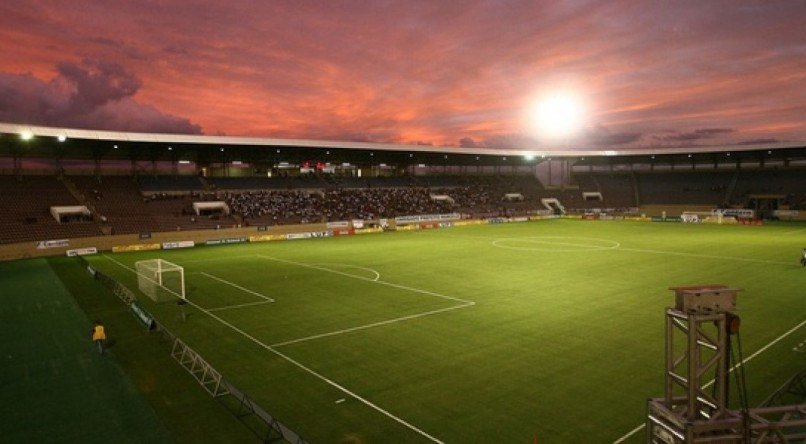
[[163, 45, 190, 56], [654, 128, 736, 142], [480, 134, 538, 150], [693, 128, 735, 136], [585, 126, 643, 146], [738, 138, 780, 145], [0, 2, 804, 145], [56, 60, 142, 114], [86, 37, 148, 60], [0, 59, 201, 134], [88, 37, 121, 46], [459, 137, 484, 148]]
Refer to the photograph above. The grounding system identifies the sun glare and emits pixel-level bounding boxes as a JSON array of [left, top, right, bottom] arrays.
[[529, 92, 585, 140]]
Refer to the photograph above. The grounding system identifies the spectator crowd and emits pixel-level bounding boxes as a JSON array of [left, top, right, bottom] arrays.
[[225, 186, 504, 225]]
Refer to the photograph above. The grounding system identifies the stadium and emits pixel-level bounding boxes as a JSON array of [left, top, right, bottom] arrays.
[[1, 2, 805, 444], [1, 122, 804, 443]]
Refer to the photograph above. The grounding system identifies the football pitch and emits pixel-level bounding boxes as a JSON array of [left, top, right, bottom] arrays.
[[84, 219, 806, 443]]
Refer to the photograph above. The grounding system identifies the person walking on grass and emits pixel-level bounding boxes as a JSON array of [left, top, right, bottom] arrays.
[[92, 320, 106, 354], [801, 248, 806, 267]]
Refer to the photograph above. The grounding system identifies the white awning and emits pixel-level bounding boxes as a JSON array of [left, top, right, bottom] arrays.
[[50, 205, 91, 222], [192, 201, 230, 215]]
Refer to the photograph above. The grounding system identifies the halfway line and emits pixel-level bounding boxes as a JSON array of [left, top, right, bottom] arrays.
[[615, 246, 793, 266]]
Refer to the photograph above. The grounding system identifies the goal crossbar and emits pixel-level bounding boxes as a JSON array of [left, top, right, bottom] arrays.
[[135, 259, 186, 302]]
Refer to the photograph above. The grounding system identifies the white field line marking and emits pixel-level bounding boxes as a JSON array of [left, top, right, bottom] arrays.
[[100, 254, 445, 444], [271, 303, 473, 347], [492, 237, 620, 252], [612, 317, 806, 444], [207, 300, 273, 312], [612, 424, 645, 444], [443, 232, 794, 266], [311, 262, 381, 281], [199, 271, 275, 302], [182, 254, 257, 264], [256, 254, 475, 305], [615, 246, 793, 266], [499, 237, 620, 249]]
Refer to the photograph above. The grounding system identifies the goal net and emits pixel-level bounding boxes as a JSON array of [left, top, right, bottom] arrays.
[[135, 259, 186, 302], [681, 211, 737, 225]]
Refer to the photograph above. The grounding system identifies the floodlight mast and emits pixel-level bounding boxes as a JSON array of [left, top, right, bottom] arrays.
[[666, 286, 737, 420], [646, 285, 806, 443]]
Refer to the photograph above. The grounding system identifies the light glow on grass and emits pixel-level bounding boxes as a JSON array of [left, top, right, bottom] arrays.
[[75, 220, 805, 443]]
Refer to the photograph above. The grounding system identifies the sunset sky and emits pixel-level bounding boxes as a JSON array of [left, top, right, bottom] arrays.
[[0, 1, 804, 150]]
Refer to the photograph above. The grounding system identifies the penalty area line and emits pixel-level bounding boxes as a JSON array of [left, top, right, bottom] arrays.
[[271, 302, 474, 348], [208, 300, 273, 312], [99, 253, 446, 444], [256, 254, 474, 305], [198, 271, 275, 302], [612, 317, 806, 444]]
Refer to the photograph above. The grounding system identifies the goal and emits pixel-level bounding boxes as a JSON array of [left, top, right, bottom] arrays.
[[135, 259, 186, 302], [681, 211, 736, 225]]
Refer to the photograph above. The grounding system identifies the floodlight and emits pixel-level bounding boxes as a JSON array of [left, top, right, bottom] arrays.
[[20, 131, 33, 141], [57, 134, 67, 142], [524, 153, 535, 161]]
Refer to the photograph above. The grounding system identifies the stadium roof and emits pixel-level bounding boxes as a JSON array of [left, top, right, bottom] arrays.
[[1, 122, 803, 159]]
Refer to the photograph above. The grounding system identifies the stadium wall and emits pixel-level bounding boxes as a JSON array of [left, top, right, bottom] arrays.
[[0, 223, 327, 261], [639, 204, 714, 217]]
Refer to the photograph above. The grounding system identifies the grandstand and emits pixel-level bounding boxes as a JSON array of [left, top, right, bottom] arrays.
[[1, 126, 805, 247], [0, 124, 804, 442]]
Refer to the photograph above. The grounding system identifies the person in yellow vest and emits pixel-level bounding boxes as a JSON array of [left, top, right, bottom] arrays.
[[91, 321, 106, 354]]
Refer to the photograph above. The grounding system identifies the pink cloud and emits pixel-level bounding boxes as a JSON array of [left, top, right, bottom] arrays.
[[0, 1, 803, 148]]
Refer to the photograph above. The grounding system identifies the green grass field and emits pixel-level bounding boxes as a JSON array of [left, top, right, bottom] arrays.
[[82, 219, 806, 443]]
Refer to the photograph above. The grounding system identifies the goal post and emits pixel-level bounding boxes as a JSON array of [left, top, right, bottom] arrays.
[[135, 259, 186, 302], [681, 211, 737, 224]]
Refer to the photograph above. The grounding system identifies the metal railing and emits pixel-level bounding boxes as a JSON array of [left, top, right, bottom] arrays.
[[76, 256, 308, 444]]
